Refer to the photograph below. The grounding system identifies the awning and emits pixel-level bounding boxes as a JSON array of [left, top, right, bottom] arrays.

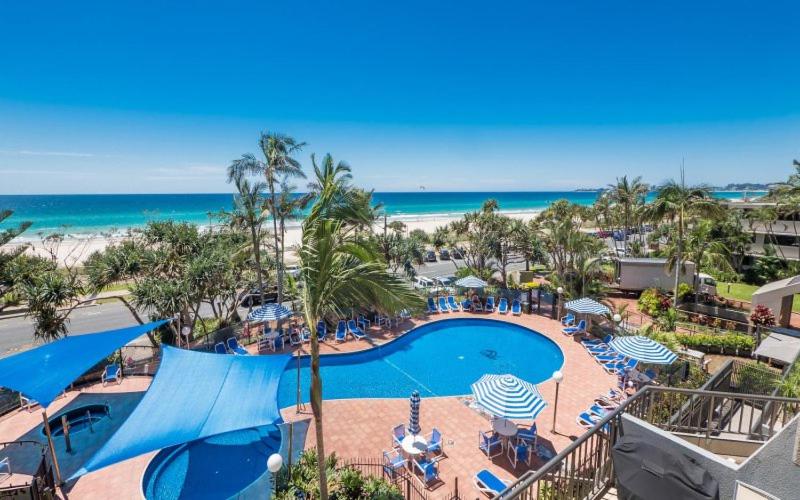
[[73, 345, 290, 478], [565, 298, 611, 316], [0, 320, 168, 408], [753, 332, 800, 364]]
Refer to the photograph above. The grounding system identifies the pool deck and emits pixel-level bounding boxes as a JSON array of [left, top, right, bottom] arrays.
[[0, 312, 617, 499]]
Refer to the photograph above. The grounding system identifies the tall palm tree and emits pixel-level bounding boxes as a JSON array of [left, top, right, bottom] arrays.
[[228, 132, 306, 304], [646, 170, 724, 306], [226, 170, 269, 300], [300, 161, 423, 500], [607, 176, 648, 254]]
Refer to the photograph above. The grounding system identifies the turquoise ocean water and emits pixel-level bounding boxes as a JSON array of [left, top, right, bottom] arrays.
[[0, 191, 762, 239]]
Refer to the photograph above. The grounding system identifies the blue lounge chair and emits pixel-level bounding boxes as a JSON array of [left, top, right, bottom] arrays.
[[497, 297, 509, 314], [472, 296, 484, 312], [461, 299, 472, 312], [474, 469, 509, 497], [511, 299, 522, 315], [412, 457, 440, 488], [382, 449, 407, 479], [427, 297, 438, 313], [102, 363, 121, 386], [300, 327, 311, 343], [561, 312, 576, 326], [447, 295, 459, 312], [562, 319, 586, 336], [227, 337, 249, 355], [358, 315, 371, 329], [347, 319, 367, 340], [438, 296, 449, 313], [506, 438, 532, 468], [214, 342, 227, 354], [478, 430, 503, 458], [587, 404, 608, 418], [316, 321, 328, 341], [485, 296, 495, 312], [392, 424, 405, 448], [335, 321, 347, 342], [577, 411, 611, 433], [273, 335, 284, 351], [19, 394, 39, 412], [426, 428, 443, 456], [603, 358, 637, 375], [517, 422, 537, 445], [594, 352, 624, 363]]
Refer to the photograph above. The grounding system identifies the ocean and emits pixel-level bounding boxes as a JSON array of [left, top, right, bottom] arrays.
[[0, 191, 763, 239]]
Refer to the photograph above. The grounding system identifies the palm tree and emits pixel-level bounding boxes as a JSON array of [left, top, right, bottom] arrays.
[[228, 132, 306, 304], [646, 170, 724, 306], [300, 161, 423, 500], [607, 176, 648, 255], [226, 170, 269, 301]]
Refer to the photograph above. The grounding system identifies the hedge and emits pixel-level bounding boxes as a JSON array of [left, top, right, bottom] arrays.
[[650, 331, 754, 354]]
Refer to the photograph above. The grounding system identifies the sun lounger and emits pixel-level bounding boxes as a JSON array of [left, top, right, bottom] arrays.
[[347, 319, 367, 340], [485, 296, 495, 312], [562, 319, 586, 335], [300, 327, 311, 343], [497, 298, 509, 314], [474, 469, 509, 497], [594, 352, 624, 364], [19, 395, 38, 412], [587, 404, 608, 418], [603, 358, 637, 375], [447, 295, 459, 312], [427, 297, 438, 313], [461, 299, 472, 312], [335, 320, 347, 342], [511, 299, 522, 315], [227, 337, 249, 355], [472, 296, 483, 312], [214, 342, 228, 354], [438, 296, 449, 313], [101, 363, 121, 386], [576, 411, 601, 430], [316, 321, 328, 341], [0, 457, 10, 481]]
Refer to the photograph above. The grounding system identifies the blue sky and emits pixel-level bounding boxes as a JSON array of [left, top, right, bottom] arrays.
[[1, 0, 798, 194]]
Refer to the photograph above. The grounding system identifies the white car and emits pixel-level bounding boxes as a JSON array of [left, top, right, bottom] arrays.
[[413, 276, 435, 289]]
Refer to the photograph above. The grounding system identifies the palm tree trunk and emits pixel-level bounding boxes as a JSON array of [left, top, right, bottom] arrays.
[[309, 323, 329, 500], [250, 225, 265, 302], [674, 214, 683, 308], [269, 179, 283, 304]]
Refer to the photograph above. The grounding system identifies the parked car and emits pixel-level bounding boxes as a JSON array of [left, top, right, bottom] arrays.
[[239, 287, 279, 307], [424, 250, 437, 262], [413, 276, 435, 289], [450, 248, 464, 259], [284, 264, 301, 279], [439, 249, 450, 260]]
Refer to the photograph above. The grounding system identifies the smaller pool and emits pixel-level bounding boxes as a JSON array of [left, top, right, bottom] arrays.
[[44, 404, 110, 437]]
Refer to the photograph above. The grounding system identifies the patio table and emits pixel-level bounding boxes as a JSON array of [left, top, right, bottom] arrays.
[[400, 434, 428, 456], [492, 417, 518, 447]]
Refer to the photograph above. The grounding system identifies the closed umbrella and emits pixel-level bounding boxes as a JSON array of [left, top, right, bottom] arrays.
[[471, 374, 547, 420], [609, 336, 677, 365], [246, 303, 292, 323], [408, 391, 421, 435]]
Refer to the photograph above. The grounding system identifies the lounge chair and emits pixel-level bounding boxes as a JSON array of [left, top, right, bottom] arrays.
[[426, 428, 443, 456], [447, 295, 459, 312], [485, 296, 495, 312], [19, 395, 38, 412], [593, 396, 618, 410], [562, 319, 586, 336], [438, 296, 449, 313], [561, 312, 576, 326], [101, 363, 121, 386], [594, 353, 624, 364], [603, 358, 637, 375], [497, 298, 509, 314], [382, 449, 407, 479], [427, 297, 439, 313], [478, 430, 503, 458], [472, 296, 483, 312], [227, 337, 249, 355], [473, 469, 509, 497], [576, 411, 601, 430], [316, 321, 328, 341], [214, 342, 228, 354], [511, 299, 522, 315], [0, 457, 9, 481], [461, 299, 472, 312], [412, 457, 440, 488], [335, 320, 347, 342], [289, 330, 302, 346], [273, 335, 284, 351], [300, 327, 311, 343], [392, 424, 405, 449], [506, 438, 532, 468], [347, 319, 367, 340], [517, 422, 537, 445], [587, 404, 608, 418]]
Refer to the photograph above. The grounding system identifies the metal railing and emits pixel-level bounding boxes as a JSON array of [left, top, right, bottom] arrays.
[[498, 386, 800, 500], [0, 440, 55, 499], [341, 457, 460, 500]]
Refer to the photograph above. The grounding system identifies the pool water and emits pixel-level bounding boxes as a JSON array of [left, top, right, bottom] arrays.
[[142, 426, 281, 500], [44, 404, 109, 437], [278, 318, 564, 408]]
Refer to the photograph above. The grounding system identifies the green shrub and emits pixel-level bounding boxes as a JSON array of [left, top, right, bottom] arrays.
[[638, 288, 664, 317], [651, 331, 755, 353], [677, 282, 693, 300]]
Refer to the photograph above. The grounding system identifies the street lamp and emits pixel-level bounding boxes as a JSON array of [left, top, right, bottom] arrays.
[[556, 287, 564, 319], [267, 453, 283, 494], [612, 313, 622, 335], [551, 370, 564, 433]]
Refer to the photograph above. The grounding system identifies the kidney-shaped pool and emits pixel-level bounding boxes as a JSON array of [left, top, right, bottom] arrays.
[[278, 317, 564, 408]]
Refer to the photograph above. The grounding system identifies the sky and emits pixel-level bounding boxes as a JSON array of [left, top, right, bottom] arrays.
[[1, 0, 799, 194]]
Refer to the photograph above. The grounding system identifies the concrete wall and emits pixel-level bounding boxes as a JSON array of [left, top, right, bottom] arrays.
[[620, 413, 800, 500]]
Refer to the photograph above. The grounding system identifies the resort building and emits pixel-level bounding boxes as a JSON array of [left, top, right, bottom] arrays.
[[727, 201, 800, 263]]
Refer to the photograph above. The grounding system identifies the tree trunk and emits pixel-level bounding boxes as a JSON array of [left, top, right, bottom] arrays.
[[673, 214, 683, 308], [269, 179, 283, 305], [250, 224, 265, 303], [309, 322, 329, 499]]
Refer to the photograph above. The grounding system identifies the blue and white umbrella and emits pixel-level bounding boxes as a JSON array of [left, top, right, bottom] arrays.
[[471, 374, 547, 420], [409, 391, 421, 435], [246, 303, 293, 323], [455, 275, 488, 288], [609, 336, 677, 365], [564, 297, 610, 316]]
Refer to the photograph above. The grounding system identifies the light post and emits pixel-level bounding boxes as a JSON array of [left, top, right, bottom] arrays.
[[613, 313, 622, 336], [551, 370, 564, 433], [267, 453, 283, 495], [556, 287, 564, 320]]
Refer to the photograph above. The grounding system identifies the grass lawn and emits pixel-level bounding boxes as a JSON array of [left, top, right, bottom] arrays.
[[718, 281, 800, 313]]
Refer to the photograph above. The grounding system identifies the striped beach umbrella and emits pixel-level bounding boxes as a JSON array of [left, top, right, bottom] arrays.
[[408, 391, 421, 435], [246, 303, 292, 323], [455, 275, 488, 288], [470, 374, 547, 420], [609, 335, 677, 365], [564, 297, 610, 316]]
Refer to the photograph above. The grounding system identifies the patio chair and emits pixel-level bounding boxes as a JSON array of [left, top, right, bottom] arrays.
[[358, 315, 372, 329], [227, 337, 249, 355], [316, 321, 328, 341], [273, 335, 284, 351], [506, 438, 532, 468], [101, 363, 122, 386], [461, 299, 472, 312], [0, 457, 9, 481], [438, 296, 449, 313], [392, 424, 406, 449], [447, 295, 460, 312], [214, 342, 228, 354], [335, 320, 347, 342], [511, 299, 522, 315], [426, 427, 443, 456], [257, 334, 272, 352], [485, 296, 496, 312], [347, 319, 367, 340], [19, 394, 39, 412], [478, 430, 503, 458], [412, 457, 440, 488], [472, 295, 483, 312], [561, 312, 576, 326], [562, 319, 586, 335], [473, 469, 510, 497], [497, 297, 509, 314], [288, 330, 302, 347], [427, 297, 439, 313], [517, 422, 537, 445], [382, 449, 407, 479]]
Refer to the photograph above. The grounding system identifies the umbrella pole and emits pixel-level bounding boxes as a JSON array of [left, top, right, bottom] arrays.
[[41, 410, 63, 485]]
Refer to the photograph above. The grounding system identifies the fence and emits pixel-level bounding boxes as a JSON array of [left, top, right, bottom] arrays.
[[342, 457, 460, 500], [0, 440, 55, 499]]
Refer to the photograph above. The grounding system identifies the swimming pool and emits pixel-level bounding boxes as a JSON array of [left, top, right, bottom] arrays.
[[142, 426, 281, 500], [277, 318, 564, 408], [43, 404, 110, 437]]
